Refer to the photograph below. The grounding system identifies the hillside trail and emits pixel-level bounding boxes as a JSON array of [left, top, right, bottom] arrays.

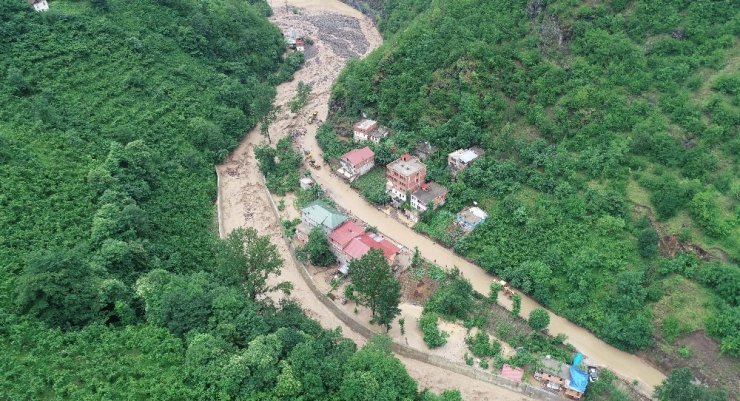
[[216, 1, 535, 399], [271, 1, 666, 397]]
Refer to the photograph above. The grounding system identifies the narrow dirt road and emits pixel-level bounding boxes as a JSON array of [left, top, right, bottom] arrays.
[[217, 1, 537, 400]]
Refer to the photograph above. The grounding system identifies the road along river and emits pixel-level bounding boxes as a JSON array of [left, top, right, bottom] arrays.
[[217, 1, 541, 399], [218, 0, 666, 398]]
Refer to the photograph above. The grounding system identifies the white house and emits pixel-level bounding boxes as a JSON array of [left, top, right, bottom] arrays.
[[28, 0, 49, 11], [353, 119, 389, 144]]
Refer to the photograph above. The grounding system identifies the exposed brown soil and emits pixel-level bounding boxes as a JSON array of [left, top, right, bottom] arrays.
[[640, 331, 740, 401], [398, 269, 441, 306]]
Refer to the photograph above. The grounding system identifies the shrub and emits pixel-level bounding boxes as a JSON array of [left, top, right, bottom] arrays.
[[689, 191, 729, 238], [528, 308, 550, 332], [424, 271, 474, 321], [420, 312, 448, 349], [465, 331, 501, 358], [637, 227, 659, 258]]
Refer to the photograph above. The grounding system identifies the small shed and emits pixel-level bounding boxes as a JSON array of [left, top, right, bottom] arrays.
[[501, 364, 524, 383], [299, 177, 314, 190]]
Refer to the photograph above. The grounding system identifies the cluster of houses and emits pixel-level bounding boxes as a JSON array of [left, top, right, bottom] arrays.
[[297, 200, 400, 273], [337, 118, 491, 227]]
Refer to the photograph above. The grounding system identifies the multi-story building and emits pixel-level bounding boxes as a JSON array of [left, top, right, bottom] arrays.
[[386, 154, 426, 202], [410, 182, 448, 212]]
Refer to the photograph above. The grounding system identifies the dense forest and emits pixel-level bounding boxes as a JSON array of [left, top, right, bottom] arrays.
[[329, 0, 739, 368], [0, 0, 456, 399]]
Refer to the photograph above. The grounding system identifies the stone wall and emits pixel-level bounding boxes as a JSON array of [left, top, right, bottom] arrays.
[[251, 169, 569, 401]]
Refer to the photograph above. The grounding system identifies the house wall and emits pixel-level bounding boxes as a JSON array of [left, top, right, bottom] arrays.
[[33, 0, 49, 11], [387, 167, 425, 193], [353, 130, 368, 142], [356, 159, 374, 176]]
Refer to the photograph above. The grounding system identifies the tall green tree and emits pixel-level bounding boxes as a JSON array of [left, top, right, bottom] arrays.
[[15, 250, 101, 329], [305, 228, 337, 267], [216, 228, 291, 299], [655, 368, 727, 401], [528, 308, 550, 332], [349, 249, 401, 329], [339, 335, 417, 401]]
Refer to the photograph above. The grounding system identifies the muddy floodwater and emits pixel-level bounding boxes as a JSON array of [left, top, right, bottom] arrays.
[[218, 0, 667, 399]]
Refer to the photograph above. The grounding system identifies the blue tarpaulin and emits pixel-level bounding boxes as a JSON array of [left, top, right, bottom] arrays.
[[569, 366, 589, 393], [572, 352, 584, 366]]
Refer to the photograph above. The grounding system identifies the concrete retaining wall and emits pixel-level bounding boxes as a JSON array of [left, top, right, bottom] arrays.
[[249, 170, 568, 401]]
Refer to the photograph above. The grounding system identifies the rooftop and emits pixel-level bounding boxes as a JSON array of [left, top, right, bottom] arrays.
[[341, 146, 375, 166], [458, 206, 488, 224], [412, 182, 448, 204], [501, 364, 524, 382], [540, 357, 570, 379], [301, 200, 346, 231], [450, 147, 484, 164], [368, 126, 389, 139], [343, 233, 399, 261], [354, 119, 378, 131], [329, 221, 365, 249], [388, 154, 425, 177]]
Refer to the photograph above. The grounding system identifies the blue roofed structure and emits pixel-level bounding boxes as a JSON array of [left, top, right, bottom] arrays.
[[568, 366, 589, 393]]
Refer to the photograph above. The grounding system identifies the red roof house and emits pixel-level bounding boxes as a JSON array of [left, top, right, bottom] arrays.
[[329, 221, 365, 252], [342, 233, 399, 265], [339, 147, 375, 181], [501, 364, 524, 383]]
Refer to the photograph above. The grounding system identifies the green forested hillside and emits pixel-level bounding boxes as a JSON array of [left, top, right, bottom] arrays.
[[330, 0, 739, 357], [0, 1, 455, 399]]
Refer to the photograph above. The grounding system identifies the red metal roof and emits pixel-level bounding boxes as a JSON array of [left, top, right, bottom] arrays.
[[501, 364, 524, 382], [341, 147, 375, 167], [343, 233, 399, 262], [329, 221, 364, 249]]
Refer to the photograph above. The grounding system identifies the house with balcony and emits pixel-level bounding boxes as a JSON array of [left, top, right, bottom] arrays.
[[386, 154, 426, 203], [342, 233, 400, 266], [328, 220, 365, 255], [297, 200, 347, 242], [534, 355, 589, 400], [338, 147, 374, 181]]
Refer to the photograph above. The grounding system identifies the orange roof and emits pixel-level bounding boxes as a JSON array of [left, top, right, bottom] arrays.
[[329, 221, 364, 249], [341, 147, 374, 167], [501, 364, 524, 382]]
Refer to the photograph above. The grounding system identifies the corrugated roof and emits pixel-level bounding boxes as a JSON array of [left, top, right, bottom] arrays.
[[329, 221, 364, 249], [501, 364, 524, 382], [301, 200, 346, 231], [341, 147, 374, 167], [343, 233, 399, 261]]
